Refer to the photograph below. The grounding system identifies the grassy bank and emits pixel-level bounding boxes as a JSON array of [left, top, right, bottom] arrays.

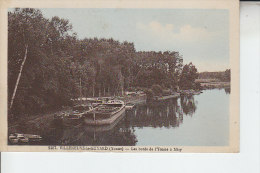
[[195, 79, 230, 89]]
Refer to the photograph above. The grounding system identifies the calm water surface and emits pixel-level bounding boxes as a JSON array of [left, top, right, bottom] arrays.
[[29, 88, 230, 146], [134, 88, 230, 146]]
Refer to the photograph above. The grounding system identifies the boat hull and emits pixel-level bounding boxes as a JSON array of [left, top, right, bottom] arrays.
[[83, 112, 126, 132], [84, 106, 125, 125]]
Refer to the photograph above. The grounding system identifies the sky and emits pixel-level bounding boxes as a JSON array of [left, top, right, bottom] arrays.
[[40, 8, 229, 72]]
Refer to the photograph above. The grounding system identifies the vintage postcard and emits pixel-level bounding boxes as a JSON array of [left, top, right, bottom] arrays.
[[0, 0, 239, 152]]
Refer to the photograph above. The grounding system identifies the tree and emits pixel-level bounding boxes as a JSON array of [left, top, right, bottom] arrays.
[[8, 8, 74, 116], [179, 63, 198, 90], [8, 8, 48, 111], [223, 69, 231, 82]]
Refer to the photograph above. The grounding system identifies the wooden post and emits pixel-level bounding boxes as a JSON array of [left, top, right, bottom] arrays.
[[9, 44, 28, 110]]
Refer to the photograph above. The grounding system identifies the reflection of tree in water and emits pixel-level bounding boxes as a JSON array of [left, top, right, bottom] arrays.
[[127, 98, 183, 128], [180, 96, 197, 116], [224, 87, 230, 94]]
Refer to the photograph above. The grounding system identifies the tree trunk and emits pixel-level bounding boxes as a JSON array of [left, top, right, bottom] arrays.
[[92, 83, 95, 97], [9, 44, 28, 110], [103, 85, 106, 96]]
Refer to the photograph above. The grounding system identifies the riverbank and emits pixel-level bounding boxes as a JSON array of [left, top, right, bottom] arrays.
[[8, 94, 147, 133], [8, 110, 62, 135], [115, 94, 147, 105], [179, 90, 202, 96], [8, 92, 186, 134], [201, 82, 230, 89], [149, 93, 180, 101], [195, 79, 230, 89]]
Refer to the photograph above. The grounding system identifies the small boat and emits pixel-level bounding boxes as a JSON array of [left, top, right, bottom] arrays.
[[84, 100, 125, 125], [9, 133, 34, 144], [125, 103, 135, 110], [9, 134, 19, 144], [19, 137, 29, 143], [23, 134, 42, 141]]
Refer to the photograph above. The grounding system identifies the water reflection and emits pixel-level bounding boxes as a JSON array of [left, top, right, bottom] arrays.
[[35, 96, 198, 146], [43, 113, 138, 146], [128, 99, 184, 128], [180, 96, 197, 116], [224, 87, 230, 94]]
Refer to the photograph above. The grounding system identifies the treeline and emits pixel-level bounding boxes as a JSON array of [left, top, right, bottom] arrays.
[[8, 8, 198, 117], [198, 69, 231, 82]]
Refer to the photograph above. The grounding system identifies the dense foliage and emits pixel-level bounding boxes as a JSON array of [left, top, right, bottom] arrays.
[[179, 63, 198, 89], [8, 8, 199, 117]]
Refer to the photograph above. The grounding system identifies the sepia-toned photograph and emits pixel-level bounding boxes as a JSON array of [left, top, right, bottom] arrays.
[[0, 0, 239, 152]]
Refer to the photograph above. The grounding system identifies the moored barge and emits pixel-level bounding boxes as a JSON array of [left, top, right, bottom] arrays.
[[56, 104, 94, 126], [84, 100, 125, 125]]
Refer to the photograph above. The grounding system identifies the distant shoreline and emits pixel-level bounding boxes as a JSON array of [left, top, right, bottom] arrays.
[[195, 79, 230, 89]]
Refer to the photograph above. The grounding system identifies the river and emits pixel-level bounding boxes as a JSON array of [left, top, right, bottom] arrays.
[[29, 88, 228, 146]]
